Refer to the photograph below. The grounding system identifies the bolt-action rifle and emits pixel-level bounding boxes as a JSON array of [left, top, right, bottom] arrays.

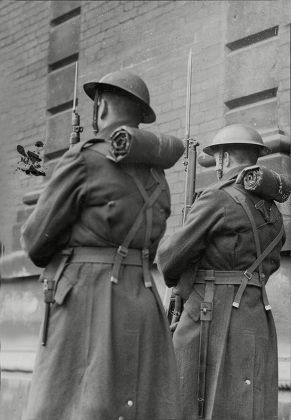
[[168, 49, 199, 329], [42, 62, 82, 346]]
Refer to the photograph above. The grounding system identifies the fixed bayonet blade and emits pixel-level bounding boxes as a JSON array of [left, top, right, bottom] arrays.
[[72, 62, 78, 113], [185, 48, 192, 141]]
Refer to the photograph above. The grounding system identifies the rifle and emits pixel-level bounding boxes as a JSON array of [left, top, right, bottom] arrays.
[[42, 62, 82, 346], [168, 49, 199, 329]]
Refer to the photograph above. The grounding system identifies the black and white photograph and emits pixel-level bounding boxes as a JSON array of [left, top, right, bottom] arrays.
[[0, 1, 290, 419]]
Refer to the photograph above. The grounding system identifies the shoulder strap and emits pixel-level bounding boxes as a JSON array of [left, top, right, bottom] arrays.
[[225, 185, 284, 310], [79, 138, 104, 151], [225, 185, 284, 272], [110, 167, 166, 287]]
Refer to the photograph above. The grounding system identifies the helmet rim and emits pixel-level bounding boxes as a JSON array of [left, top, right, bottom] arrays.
[[203, 124, 271, 157], [203, 141, 271, 157], [83, 72, 156, 124]]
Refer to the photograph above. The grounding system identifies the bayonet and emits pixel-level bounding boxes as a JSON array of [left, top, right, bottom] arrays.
[[183, 48, 199, 224]]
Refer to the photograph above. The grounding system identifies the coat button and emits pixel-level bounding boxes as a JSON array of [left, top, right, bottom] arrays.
[[127, 400, 133, 407], [118, 417, 124, 420], [245, 379, 251, 385]]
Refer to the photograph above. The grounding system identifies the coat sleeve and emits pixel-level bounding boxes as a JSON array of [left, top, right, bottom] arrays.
[[157, 189, 225, 287], [20, 147, 87, 267]]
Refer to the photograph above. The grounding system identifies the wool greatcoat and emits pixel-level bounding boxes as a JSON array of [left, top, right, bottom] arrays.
[[21, 122, 182, 420], [157, 165, 285, 420]]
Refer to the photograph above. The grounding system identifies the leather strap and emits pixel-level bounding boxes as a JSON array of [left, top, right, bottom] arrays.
[[197, 270, 215, 418], [126, 168, 155, 287], [110, 168, 165, 287], [69, 247, 143, 265], [226, 186, 284, 310], [196, 270, 261, 287]]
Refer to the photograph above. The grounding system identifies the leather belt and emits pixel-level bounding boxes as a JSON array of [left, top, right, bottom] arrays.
[[195, 270, 262, 288], [69, 246, 143, 266]]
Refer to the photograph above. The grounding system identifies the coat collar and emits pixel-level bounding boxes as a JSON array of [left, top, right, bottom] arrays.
[[95, 121, 138, 141], [221, 164, 251, 182]]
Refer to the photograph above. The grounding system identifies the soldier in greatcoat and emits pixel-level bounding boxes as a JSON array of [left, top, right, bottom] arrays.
[[21, 70, 184, 420], [157, 124, 285, 420]]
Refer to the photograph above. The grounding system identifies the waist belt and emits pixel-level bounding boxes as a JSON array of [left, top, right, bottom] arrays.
[[72, 246, 151, 287], [195, 270, 262, 288], [70, 247, 143, 266]]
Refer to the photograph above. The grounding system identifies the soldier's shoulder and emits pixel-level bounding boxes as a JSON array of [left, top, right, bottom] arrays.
[[69, 138, 109, 158], [72, 138, 105, 152], [195, 179, 237, 207], [201, 179, 235, 195]]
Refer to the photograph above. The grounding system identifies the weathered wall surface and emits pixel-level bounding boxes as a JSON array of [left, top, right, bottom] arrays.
[[0, 1, 290, 419], [0, 0, 50, 254]]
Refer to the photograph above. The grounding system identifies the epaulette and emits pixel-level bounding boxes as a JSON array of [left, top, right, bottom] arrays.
[[217, 178, 236, 190], [79, 138, 104, 151], [69, 138, 104, 153]]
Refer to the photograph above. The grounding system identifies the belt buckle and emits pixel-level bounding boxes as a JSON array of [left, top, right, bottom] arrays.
[[142, 248, 149, 259], [243, 270, 252, 281], [117, 245, 128, 258]]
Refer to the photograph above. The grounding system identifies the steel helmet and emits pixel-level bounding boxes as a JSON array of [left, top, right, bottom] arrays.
[[83, 70, 156, 124], [203, 124, 270, 156]]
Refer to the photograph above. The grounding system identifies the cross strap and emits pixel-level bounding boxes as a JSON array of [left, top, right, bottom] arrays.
[[110, 168, 166, 287], [226, 186, 284, 310]]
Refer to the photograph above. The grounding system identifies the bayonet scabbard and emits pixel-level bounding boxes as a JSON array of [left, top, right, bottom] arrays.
[[41, 278, 55, 346]]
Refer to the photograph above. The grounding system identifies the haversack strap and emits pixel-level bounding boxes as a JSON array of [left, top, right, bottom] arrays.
[[226, 186, 284, 310], [111, 168, 165, 286]]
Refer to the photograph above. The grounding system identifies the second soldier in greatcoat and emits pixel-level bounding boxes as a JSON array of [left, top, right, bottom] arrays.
[[158, 124, 285, 420]]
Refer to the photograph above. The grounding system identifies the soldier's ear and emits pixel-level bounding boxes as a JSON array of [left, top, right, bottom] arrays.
[[99, 98, 108, 120], [224, 151, 231, 167]]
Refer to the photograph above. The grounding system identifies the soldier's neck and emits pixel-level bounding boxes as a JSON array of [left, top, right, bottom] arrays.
[[99, 116, 139, 130]]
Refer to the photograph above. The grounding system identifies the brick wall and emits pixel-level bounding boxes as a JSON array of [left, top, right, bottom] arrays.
[[0, 0, 50, 254], [0, 1, 290, 419], [79, 0, 227, 234]]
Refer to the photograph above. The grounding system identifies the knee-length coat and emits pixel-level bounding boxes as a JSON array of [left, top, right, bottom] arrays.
[[21, 123, 183, 420], [157, 165, 285, 420]]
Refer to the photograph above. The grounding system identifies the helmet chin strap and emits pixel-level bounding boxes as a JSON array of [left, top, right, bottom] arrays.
[[92, 89, 101, 135], [216, 148, 224, 180]]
